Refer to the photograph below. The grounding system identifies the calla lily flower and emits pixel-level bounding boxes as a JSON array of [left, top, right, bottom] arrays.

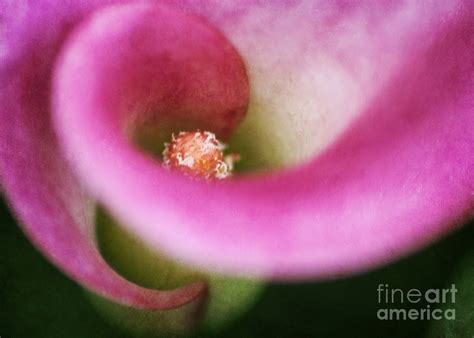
[[1, 0, 473, 332]]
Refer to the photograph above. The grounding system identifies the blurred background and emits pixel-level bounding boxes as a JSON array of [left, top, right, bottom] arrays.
[[1, 198, 473, 338]]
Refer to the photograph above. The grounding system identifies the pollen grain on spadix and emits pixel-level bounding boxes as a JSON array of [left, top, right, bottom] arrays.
[[162, 131, 239, 180]]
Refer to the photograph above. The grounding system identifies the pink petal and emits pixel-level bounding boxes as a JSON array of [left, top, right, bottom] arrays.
[[2, 0, 474, 291], [53, 1, 474, 279]]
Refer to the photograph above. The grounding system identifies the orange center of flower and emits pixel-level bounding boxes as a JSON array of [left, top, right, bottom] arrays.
[[162, 131, 239, 180]]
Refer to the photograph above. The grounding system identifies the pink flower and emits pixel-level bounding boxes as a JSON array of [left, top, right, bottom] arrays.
[[1, 0, 473, 329]]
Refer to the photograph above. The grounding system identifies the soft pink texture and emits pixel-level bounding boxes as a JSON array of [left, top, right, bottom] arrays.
[[53, 1, 474, 278], [0, 2, 473, 315]]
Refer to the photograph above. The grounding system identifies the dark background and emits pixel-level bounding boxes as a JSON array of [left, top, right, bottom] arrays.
[[1, 198, 473, 338]]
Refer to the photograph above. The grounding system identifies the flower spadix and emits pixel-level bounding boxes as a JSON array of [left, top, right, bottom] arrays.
[[163, 131, 239, 180]]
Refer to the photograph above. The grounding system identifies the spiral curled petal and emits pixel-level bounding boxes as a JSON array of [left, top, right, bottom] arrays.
[[1, 0, 473, 287]]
